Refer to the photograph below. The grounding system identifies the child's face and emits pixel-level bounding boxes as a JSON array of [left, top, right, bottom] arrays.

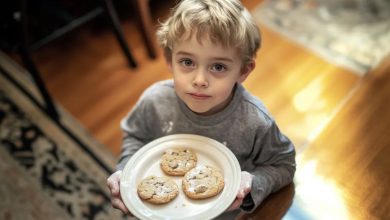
[[168, 34, 254, 116]]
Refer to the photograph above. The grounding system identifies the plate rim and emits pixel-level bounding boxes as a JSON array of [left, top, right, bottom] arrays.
[[120, 134, 241, 220]]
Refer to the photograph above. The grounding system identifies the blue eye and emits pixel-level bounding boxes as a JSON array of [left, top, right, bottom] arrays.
[[211, 63, 227, 72]]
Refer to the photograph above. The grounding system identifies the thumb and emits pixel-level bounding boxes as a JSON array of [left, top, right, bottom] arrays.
[[107, 171, 122, 196], [236, 189, 246, 199]]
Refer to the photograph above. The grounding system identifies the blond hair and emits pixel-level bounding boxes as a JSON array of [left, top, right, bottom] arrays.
[[156, 0, 261, 63]]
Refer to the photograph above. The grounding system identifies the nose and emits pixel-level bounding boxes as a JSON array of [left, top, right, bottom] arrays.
[[192, 69, 208, 88]]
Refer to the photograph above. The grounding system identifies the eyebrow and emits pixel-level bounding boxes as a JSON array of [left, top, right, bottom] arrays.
[[175, 51, 234, 63]]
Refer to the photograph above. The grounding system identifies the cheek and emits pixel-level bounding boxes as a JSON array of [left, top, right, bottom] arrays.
[[173, 75, 186, 92], [214, 83, 235, 99]]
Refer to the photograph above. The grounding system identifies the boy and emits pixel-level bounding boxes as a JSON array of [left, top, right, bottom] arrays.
[[107, 0, 296, 218]]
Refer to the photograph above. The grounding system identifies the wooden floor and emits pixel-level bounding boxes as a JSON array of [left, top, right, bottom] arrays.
[[22, 0, 390, 219]]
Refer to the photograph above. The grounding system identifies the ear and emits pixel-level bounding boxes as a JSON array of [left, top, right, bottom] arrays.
[[238, 60, 255, 83]]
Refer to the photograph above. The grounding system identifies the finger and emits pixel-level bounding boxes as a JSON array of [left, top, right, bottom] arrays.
[[107, 179, 120, 196], [112, 198, 130, 214], [240, 171, 253, 196], [243, 184, 251, 195], [107, 171, 121, 187], [241, 181, 252, 197], [236, 189, 246, 199], [107, 174, 115, 187], [106, 178, 113, 190], [117, 202, 130, 214], [227, 199, 238, 211], [228, 198, 243, 211], [243, 181, 251, 190]]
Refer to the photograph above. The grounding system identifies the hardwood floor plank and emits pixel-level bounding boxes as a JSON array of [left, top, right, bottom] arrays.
[[245, 24, 360, 150], [286, 58, 390, 220]]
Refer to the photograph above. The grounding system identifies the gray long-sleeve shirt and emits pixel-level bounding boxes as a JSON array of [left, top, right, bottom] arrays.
[[117, 79, 296, 213]]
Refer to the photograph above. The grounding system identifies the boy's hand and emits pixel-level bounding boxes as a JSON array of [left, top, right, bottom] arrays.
[[107, 170, 131, 215], [227, 171, 253, 211]]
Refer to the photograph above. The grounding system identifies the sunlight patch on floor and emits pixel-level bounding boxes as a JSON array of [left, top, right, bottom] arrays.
[[285, 155, 350, 220]]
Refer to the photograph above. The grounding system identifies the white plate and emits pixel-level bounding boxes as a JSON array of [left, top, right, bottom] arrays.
[[120, 134, 241, 220]]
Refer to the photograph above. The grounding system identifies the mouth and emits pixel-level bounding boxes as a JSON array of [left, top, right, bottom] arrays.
[[187, 93, 211, 100]]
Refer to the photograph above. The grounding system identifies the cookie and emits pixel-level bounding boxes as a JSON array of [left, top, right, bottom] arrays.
[[160, 148, 197, 176], [182, 165, 225, 199], [137, 176, 179, 204]]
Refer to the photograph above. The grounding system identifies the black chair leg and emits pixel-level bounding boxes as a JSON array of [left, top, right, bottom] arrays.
[[18, 0, 60, 121], [102, 0, 137, 68], [19, 47, 60, 121]]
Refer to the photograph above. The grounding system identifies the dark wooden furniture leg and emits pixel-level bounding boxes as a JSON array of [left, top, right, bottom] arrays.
[[13, 0, 138, 121], [131, 0, 158, 59], [18, 0, 60, 121], [102, 0, 138, 68]]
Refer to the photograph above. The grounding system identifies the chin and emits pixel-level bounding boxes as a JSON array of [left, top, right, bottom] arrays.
[[187, 105, 211, 115], [190, 107, 208, 114]]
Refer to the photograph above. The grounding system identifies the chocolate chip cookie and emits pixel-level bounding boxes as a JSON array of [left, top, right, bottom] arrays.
[[160, 148, 197, 176], [182, 165, 225, 199], [137, 176, 179, 204]]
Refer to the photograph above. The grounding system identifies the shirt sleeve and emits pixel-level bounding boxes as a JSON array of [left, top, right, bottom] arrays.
[[241, 120, 296, 212], [116, 98, 153, 171]]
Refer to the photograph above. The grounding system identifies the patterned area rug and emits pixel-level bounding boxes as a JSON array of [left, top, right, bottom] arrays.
[[253, 0, 390, 75], [0, 52, 128, 219]]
